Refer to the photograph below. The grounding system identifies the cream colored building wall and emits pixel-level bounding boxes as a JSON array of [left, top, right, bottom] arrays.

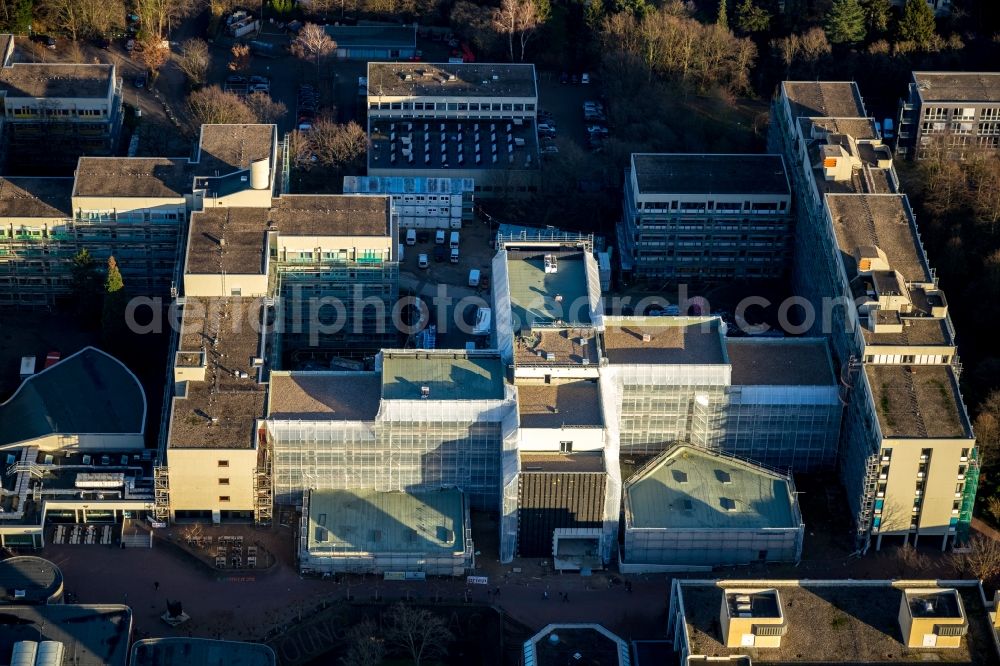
[[201, 188, 272, 209], [182, 273, 268, 298], [864, 345, 956, 363], [72, 194, 187, 217], [878, 438, 973, 537], [0, 216, 68, 229], [278, 235, 393, 256], [721, 611, 783, 649], [898, 592, 965, 649], [519, 426, 604, 452], [167, 447, 257, 513]]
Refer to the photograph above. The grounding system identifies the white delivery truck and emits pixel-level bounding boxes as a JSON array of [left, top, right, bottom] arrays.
[[472, 307, 492, 336]]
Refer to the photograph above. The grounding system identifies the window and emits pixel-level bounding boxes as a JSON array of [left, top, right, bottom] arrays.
[[559, 441, 573, 453], [219, 496, 230, 502], [219, 478, 230, 485], [218, 460, 229, 467], [720, 497, 736, 511]]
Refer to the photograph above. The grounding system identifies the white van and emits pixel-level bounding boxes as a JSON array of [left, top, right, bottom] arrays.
[[468, 269, 481, 287], [450, 247, 459, 263], [405, 229, 416, 245], [435, 229, 446, 244], [473, 307, 492, 336], [449, 231, 460, 249]]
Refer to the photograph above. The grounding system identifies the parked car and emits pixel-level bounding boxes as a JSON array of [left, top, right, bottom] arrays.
[[418, 253, 429, 269], [587, 125, 609, 136], [540, 145, 559, 155], [33, 35, 56, 49], [581, 72, 590, 84], [249, 75, 269, 85], [125, 38, 135, 52], [226, 75, 247, 84], [134, 73, 147, 88]]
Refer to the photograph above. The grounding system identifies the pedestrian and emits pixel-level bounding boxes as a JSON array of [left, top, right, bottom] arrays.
[[563, 593, 569, 603], [543, 590, 549, 600], [154, 581, 160, 591]]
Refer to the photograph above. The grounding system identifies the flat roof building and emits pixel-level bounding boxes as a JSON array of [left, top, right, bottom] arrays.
[[366, 63, 539, 196], [324, 25, 417, 60], [131, 638, 276, 666], [343, 175, 474, 230], [771, 79, 977, 551], [0, 35, 123, 170], [0, 604, 132, 666], [300, 488, 472, 576], [622, 445, 803, 570], [897, 71, 1000, 158], [669, 579, 996, 664], [0, 556, 63, 604], [620, 153, 793, 280]]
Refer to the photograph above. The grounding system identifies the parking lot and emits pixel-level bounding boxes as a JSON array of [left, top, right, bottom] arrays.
[[398, 216, 496, 349]]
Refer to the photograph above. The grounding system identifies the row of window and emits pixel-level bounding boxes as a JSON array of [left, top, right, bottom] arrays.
[[921, 121, 1000, 136], [371, 101, 535, 112], [923, 106, 1000, 122], [9, 107, 108, 118], [639, 200, 788, 212]]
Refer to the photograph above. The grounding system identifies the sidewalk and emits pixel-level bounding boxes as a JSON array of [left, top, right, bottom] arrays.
[[42, 541, 669, 644]]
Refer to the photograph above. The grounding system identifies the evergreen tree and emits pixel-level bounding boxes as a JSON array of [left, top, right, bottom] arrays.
[[824, 0, 867, 45], [734, 0, 771, 34], [70, 248, 102, 324], [898, 0, 937, 48], [102, 256, 126, 348], [861, 0, 892, 34], [717, 0, 728, 30], [585, 0, 605, 31]]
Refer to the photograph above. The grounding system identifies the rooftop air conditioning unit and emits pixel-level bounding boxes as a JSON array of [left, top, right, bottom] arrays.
[[420, 386, 430, 399]]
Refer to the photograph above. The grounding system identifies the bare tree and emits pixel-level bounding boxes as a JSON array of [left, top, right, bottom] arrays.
[[384, 603, 452, 666], [341, 619, 384, 666], [306, 120, 369, 169], [229, 43, 251, 73], [245, 92, 288, 125], [187, 86, 257, 127], [975, 390, 1000, 466], [37, 0, 86, 41], [451, 1, 501, 54], [81, 0, 127, 38], [292, 23, 337, 68], [134, 0, 195, 40], [493, 0, 549, 61], [968, 156, 1000, 233], [895, 543, 930, 577], [176, 38, 210, 86], [951, 534, 1000, 583]]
